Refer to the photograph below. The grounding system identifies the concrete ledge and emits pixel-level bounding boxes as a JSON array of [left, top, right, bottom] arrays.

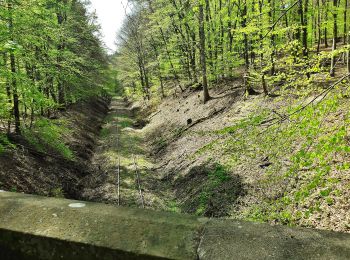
[[198, 219, 350, 259], [1, 192, 350, 259], [0, 192, 202, 259]]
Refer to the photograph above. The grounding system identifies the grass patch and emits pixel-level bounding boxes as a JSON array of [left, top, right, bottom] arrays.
[[22, 118, 74, 160], [118, 119, 133, 128], [0, 133, 15, 154], [193, 87, 350, 226], [168, 201, 181, 213], [195, 164, 234, 216]]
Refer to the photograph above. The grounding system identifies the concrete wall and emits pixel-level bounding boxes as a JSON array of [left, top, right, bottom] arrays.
[[1, 191, 350, 259]]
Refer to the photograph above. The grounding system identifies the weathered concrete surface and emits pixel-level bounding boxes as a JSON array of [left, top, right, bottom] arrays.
[[0, 192, 203, 259], [198, 220, 350, 260], [1, 192, 350, 260]]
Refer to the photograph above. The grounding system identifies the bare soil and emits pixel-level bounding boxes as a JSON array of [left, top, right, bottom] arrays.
[[0, 97, 109, 199]]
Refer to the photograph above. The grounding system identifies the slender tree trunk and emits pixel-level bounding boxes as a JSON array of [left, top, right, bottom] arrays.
[[190, 32, 197, 83], [241, 0, 256, 94], [56, 0, 67, 106], [302, 0, 308, 58], [160, 76, 165, 98], [8, 2, 20, 134], [330, 0, 339, 77], [242, 3, 249, 70], [3, 54, 12, 134], [262, 73, 269, 96], [344, 0, 348, 44], [227, 0, 234, 77], [219, 0, 225, 78], [317, 0, 321, 53], [323, 0, 329, 48], [268, 0, 276, 75], [347, 32, 350, 72], [204, 0, 214, 75], [138, 57, 150, 100], [199, 3, 210, 103]]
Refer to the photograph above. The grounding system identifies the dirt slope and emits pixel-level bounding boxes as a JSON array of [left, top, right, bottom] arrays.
[[0, 97, 109, 199], [133, 75, 350, 233]]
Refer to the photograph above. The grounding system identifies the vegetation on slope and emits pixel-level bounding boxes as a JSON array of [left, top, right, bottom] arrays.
[[113, 0, 350, 232], [0, 0, 113, 157]]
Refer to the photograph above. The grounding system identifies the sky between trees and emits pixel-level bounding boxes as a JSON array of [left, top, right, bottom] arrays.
[[89, 0, 127, 53]]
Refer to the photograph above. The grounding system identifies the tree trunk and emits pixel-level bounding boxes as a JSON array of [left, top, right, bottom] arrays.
[[330, 0, 339, 77], [8, 2, 20, 134], [227, 0, 234, 77], [262, 73, 269, 96], [268, 0, 276, 75], [241, 0, 255, 94], [56, 0, 67, 106], [323, 0, 329, 48], [302, 0, 308, 58], [3, 54, 12, 134], [199, 3, 210, 103], [344, 0, 348, 44], [347, 32, 350, 73], [317, 0, 321, 53]]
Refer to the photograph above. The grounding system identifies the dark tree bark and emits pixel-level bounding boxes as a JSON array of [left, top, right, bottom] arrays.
[[240, 0, 256, 94], [8, 2, 20, 134], [348, 32, 350, 73], [302, 0, 308, 58], [3, 54, 12, 134], [317, 0, 321, 53], [56, 0, 68, 106], [330, 0, 339, 77], [323, 0, 329, 48], [344, 0, 348, 44], [199, 3, 210, 103], [268, 0, 276, 75]]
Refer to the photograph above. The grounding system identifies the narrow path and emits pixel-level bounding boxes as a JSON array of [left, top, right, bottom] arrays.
[[82, 97, 170, 210]]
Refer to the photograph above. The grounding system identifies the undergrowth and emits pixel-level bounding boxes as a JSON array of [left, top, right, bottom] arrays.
[[0, 134, 15, 154], [22, 118, 74, 160], [195, 84, 350, 227], [196, 164, 232, 216]]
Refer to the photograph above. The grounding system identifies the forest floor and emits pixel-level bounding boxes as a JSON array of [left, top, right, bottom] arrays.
[[0, 97, 109, 198]]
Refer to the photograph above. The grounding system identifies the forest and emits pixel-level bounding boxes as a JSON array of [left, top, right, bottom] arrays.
[[0, 0, 110, 141], [1, 0, 350, 236], [116, 0, 350, 101]]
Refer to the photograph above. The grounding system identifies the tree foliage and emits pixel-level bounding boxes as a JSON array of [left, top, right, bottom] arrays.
[[115, 0, 350, 101], [0, 0, 110, 134]]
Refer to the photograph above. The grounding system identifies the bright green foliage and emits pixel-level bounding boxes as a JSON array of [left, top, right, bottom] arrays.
[[196, 164, 231, 215], [115, 0, 350, 99], [194, 87, 350, 225], [22, 119, 74, 160], [0, 134, 15, 154], [0, 0, 111, 139]]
